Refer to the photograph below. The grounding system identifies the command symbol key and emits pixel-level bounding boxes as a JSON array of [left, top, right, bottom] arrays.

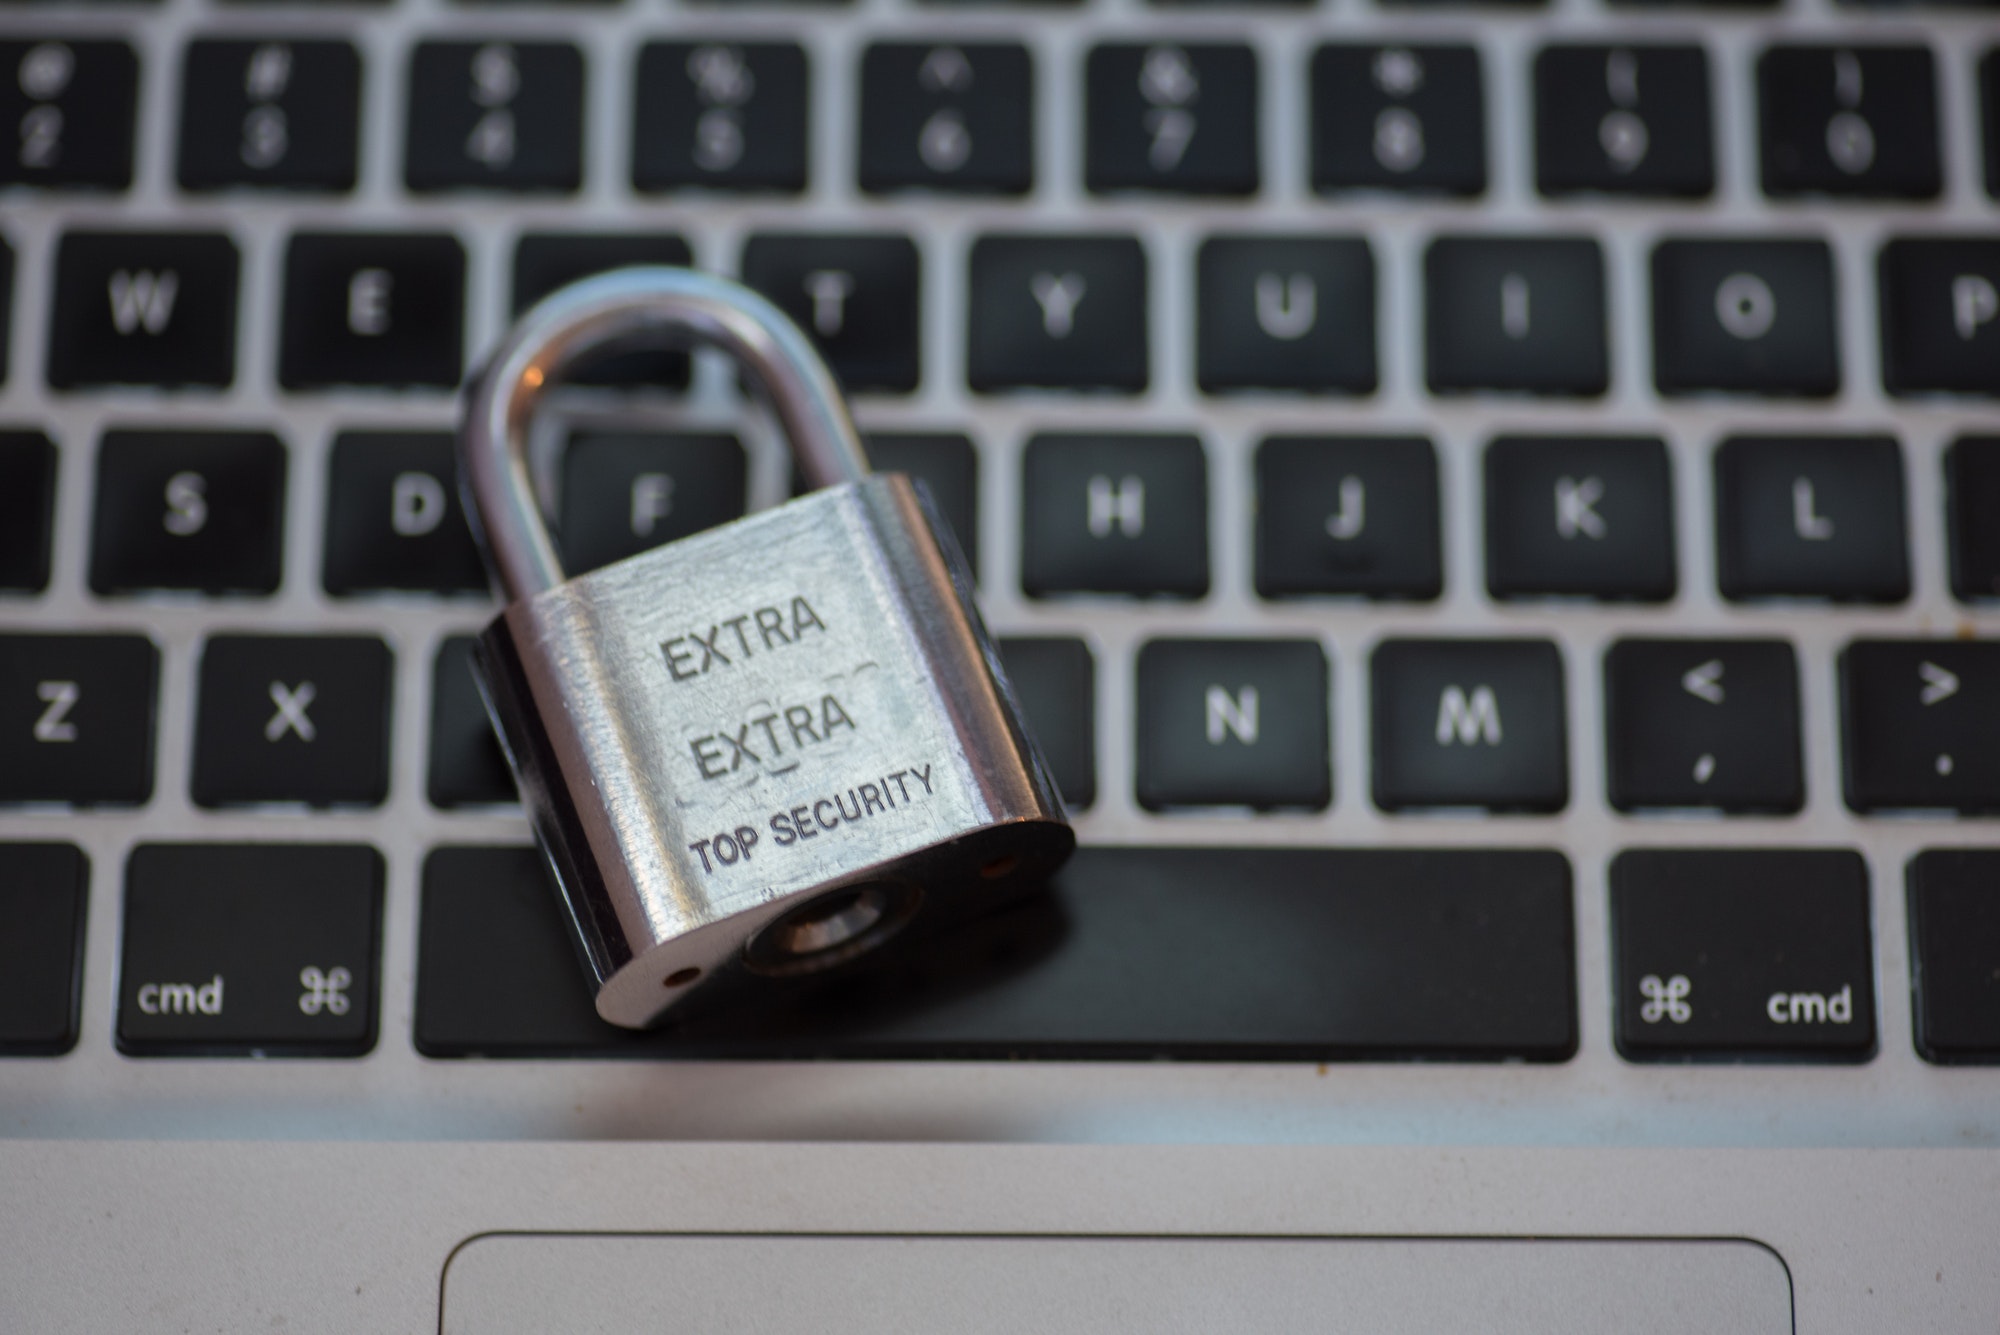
[[117, 844, 381, 1056]]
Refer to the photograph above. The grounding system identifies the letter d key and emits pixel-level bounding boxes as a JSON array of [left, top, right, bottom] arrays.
[[459, 268, 1073, 1027]]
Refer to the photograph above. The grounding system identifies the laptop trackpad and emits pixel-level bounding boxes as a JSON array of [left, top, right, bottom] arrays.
[[441, 1233, 1791, 1333]]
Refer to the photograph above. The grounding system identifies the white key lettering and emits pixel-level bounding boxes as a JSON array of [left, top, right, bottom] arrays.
[[630, 473, 673, 538], [108, 270, 178, 335], [163, 471, 208, 536], [1792, 478, 1835, 541], [1952, 275, 1997, 341], [1253, 272, 1316, 341], [1204, 684, 1259, 745], [1715, 273, 1776, 340], [1029, 271, 1086, 339], [33, 680, 79, 742], [391, 472, 446, 537], [1086, 474, 1144, 538], [266, 680, 317, 742], [1554, 475, 1606, 540], [1435, 684, 1502, 746], [347, 268, 392, 336], [1325, 476, 1365, 541], [802, 269, 854, 337]]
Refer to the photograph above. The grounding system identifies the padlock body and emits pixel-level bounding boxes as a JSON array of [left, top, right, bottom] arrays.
[[474, 474, 1072, 1028]]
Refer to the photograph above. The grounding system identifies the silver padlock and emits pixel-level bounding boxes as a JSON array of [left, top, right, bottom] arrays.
[[459, 267, 1074, 1028]]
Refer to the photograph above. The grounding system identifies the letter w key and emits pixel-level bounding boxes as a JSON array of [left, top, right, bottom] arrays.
[[48, 231, 241, 388]]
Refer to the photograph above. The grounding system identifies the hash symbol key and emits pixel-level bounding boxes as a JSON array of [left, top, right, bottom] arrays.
[[1841, 640, 2000, 814]]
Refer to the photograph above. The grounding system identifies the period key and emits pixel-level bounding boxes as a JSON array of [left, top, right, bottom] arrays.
[[117, 843, 381, 1057]]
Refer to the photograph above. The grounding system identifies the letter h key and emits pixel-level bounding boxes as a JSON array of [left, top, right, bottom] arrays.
[[460, 268, 1072, 1028]]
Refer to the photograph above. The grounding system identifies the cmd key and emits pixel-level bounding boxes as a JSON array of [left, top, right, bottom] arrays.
[[415, 845, 1576, 1060], [118, 844, 381, 1057], [1613, 849, 1875, 1062], [1841, 640, 2000, 814]]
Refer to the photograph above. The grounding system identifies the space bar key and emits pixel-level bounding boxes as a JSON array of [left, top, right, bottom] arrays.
[[414, 846, 1577, 1060]]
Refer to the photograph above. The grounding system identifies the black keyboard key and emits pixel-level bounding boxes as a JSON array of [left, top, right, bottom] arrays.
[[1604, 639, 1803, 813], [46, 232, 240, 389], [1020, 434, 1207, 598], [996, 637, 1095, 810], [415, 844, 1575, 1060], [1311, 45, 1485, 195], [178, 39, 361, 191], [1425, 238, 1606, 396], [279, 233, 466, 389], [118, 843, 381, 1057], [512, 233, 693, 387], [0, 40, 137, 189], [1652, 240, 1840, 397], [406, 42, 582, 193], [1948, 437, 2000, 602], [428, 635, 515, 809], [1534, 45, 1713, 197], [1878, 239, 2000, 397], [1613, 849, 1875, 1062], [322, 431, 488, 596], [1841, 640, 2000, 814], [1135, 639, 1330, 811], [190, 635, 393, 808], [0, 634, 157, 806], [1085, 44, 1257, 195], [1196, 236, 1376, 394], [1484, 436, 1675, 601], [557, 431, 746, 575], [868, 433, 979, 580], [0, 234, 13, 382], [859, 43, 1032, 195], [0, 843, 86, 1055], [1714, 435, 1908, 603], [740, 234, 920, 394], [1255, 436, 1441, 601], [89, 429, 286, 596], [1985, 50, 1999, 198], [1759, 46, 1940, 199], [0, 430, 55, 592], [1371, 639, 1568, 813], [1908, 849, 2000, 1063], [967, 236, 1147, 393], [633, 42, 808, 193]]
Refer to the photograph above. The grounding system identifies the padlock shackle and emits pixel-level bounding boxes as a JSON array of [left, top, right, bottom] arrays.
[[460, 266, 871, 601]]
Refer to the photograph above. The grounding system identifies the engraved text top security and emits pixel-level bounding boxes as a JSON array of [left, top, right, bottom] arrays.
[[458, 267, 1074, 1029]]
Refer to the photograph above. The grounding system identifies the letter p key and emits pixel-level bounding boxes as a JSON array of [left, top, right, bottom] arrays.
[[1953, 274, 1997, 342]]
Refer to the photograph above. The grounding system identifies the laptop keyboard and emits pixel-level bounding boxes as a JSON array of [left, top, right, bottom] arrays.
[[0, 0, 1998, 1138]]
